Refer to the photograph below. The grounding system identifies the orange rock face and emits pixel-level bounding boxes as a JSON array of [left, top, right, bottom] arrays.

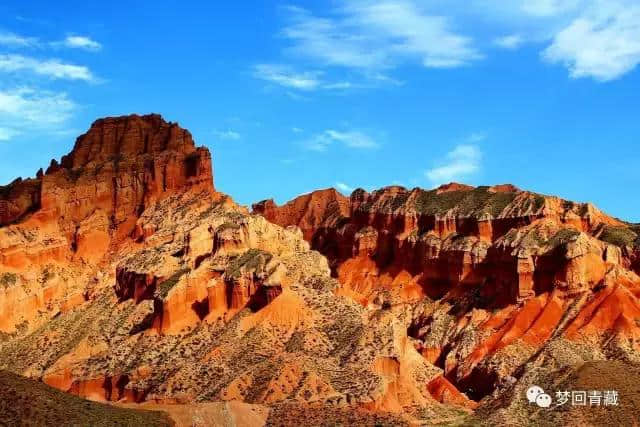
[[2, 115, 639, 426], [0, 114, 214, 335], [252, 188, 349, 241], [254, 184, 640, 403]]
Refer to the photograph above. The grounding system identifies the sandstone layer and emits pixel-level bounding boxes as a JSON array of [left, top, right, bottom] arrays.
[[1, 115, 475, 426], [254, 184, 640, 416], [1, 115, 639, 426]]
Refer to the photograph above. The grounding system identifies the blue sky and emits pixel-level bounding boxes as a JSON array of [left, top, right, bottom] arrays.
[[0, 1, 639, 221]]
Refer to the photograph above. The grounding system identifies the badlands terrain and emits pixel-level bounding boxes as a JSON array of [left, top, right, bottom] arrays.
[[0, 114, 639, 426]]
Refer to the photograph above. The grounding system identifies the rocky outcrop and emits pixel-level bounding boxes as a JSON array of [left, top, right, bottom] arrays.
[[2, 116, 639, 425], [252, 188, 349, 241], [41, 114, 213, 239], [253, 184, 629, 306], [254, 183, 640, 407], [0, 178, 41, 226], [0, 114, 214, 335]]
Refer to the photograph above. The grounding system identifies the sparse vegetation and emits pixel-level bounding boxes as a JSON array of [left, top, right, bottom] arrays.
[[598, 225, 638, 248], [546, 228, 581, 248], [155, 268, 191, 299], [0, 272, 17, 289], [226, 249, 272, 279], [0, 370, 172, 426], [414, 187, 518, 217], [217, 221, 241, 232]]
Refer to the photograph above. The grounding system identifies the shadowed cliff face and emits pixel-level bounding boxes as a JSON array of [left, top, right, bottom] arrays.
[[1, 115, 638, 426], [253, 184, 640, 408]]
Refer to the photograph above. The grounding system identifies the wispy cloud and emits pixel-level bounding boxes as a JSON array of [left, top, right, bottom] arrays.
[[0, 54, 96, 81], [281, 3, 481, 71], [254, 64, 322, 90], [519, 0, 581, 17], [291, 127, 304, 133], [267, 1, 640, 83], [303, 129, 379, 151], [541, 2, 640, 81], [0, 30, 102, 143], [0, 87, 76, 141], [60, 35, 102, 51], [425, 144, 482, 185], [0, 31, 39, 48], [0, 127, 20, 141], [253, 63, 356, 92], [213, 129, 241, 140], [481, 0, 640, 81], [494, 34, 524, 49], [335, 182, 355, 193]]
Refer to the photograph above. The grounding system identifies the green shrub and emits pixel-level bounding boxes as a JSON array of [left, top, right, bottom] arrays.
[[599, 226, 638, 248], [414, 187, 518, 217], [226, 249, 272, 279], [0, 273, 17, 289], [155, 268, 190, 299]]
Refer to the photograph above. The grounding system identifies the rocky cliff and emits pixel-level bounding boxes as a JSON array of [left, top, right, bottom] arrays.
[[254, 184, 640, 423], [0, 115, 479, 426], [1, 115, 638, 426], [0, 114, 213, 337]]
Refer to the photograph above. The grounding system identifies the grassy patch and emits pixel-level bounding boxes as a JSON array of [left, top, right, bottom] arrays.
[[217, 221, 241, 232], [0, 370, 172, 426], [546, 228, 581, 248], [155, 268, 190, 299], [414, 187, 518, 217], [225, 249, 272, 279], [0, 272, 17, 289], [599, 225, 638, 248]]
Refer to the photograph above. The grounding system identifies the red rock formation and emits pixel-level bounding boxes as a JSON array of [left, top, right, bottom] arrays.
[[252, 188, 349, 241], [254, 185, 628, 306], [0, 114, 214, 334], [3, 115, 639, 425], [2, 114, 213, 234], [254, 184, 640, 404], [41, 114, 213, 238], [0, 178, 41, 226]]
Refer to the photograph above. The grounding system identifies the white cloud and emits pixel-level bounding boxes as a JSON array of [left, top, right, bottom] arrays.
[[494, 34, 524, 49], [303, 129, 379, 151], [479, 0, 640, 80], [0, 54, 95, 81], [542, 3, 640, 81], [520, 0, 582, 17], [0, 31, 39, 48], [322, 81, 353, 90], [0, 127, 20, 141], [336, 182, 355, 193], [262, 1, 640, 85], [0, 87, 76, 141], [254, 64, 322, 90], [325, 130, 378, 148], [213, 130, 241, 140], [253, 63, 355, 92], [282, 2, 481, 71], [62, 35, 102, 51], [291, 127, 303, 133], [425, 145, 482, 185]]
